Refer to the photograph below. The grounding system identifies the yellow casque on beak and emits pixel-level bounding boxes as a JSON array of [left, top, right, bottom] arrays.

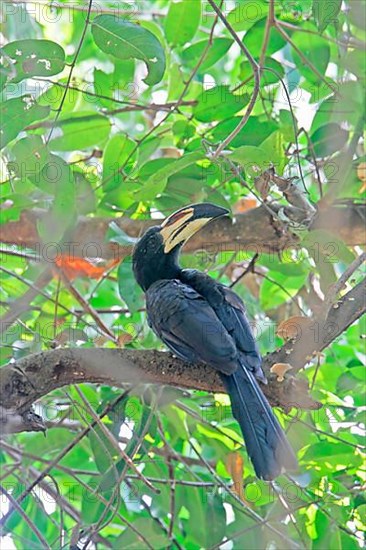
[[160, 203, 229, 253]]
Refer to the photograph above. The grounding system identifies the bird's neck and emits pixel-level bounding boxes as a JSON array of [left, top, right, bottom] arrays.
[[136, 251, 182, 292]]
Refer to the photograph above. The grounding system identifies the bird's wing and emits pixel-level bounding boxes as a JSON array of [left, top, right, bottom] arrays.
[[146, 280, 238, 375], [220, 286, 265, 381]]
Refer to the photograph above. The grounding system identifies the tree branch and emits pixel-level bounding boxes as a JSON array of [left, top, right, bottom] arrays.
[[206, 0, 260, 157], [0, 345, 320, 436], [269, 278, 366, 372], [1, 203, 364, 262], [2, 276, 363, 434]]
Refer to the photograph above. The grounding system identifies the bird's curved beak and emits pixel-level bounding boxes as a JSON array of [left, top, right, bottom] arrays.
[[160, 203, 229, 253]]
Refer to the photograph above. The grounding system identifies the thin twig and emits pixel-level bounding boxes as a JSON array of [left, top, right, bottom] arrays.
[[0, 485, 51, 548], [206, 0, 260, 157], [2, 439, 145, 550], [301, 127, 323, 197], [5, 0, 166, 17], [323, 252, 366, 314], [56, 267, 117, 342], [189, 441, 301, 548], [274, 22, 337, 92], [82, 388, 163, 548], [278, 19, 366, 50], [73, 386, 159, 493], [0, 391, 130, 528], [259, 0, 275, 69], [269, 482, 309, 549], [230, 253, 259, 288], [253, 269, 307, 315], [167, 459, 176, 548], [111, 0, 223, 184], [294, 418, 365, 450], [0, 266, 54, 330], [46, 0, 94, 144]]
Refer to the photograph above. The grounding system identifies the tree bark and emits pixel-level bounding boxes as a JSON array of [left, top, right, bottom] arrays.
[[0, 347, 320, 432], [2, 278, 364, 434], [1, 203, 364, 261]]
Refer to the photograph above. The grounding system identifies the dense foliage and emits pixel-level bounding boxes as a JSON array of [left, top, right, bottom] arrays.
[[0, 1, 365, 549]]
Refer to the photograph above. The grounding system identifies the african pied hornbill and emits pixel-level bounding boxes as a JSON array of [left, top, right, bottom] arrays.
[[132, 203, 297, 480]]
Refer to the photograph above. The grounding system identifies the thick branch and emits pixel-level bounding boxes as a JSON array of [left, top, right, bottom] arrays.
[[269, 278, 366, 372], [0, 346, 319, 433], [1, 267, 363, 433], [1, 203, 364, 261]]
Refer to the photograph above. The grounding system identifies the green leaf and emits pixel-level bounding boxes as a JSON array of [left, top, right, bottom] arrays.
[[3, 39, 65, 83], [230, 145, 271, 178], [81, 492, 105, 524], [108, 221, 138, 246], [196, 423, 236, 451], [138, 158, 176, 180], [311, 82, 365, 132], [226, 516, 264, 549], [115, 518, 169, 549], [92, 15, 166, 86], [37, 79, 76, 113], [93, 68, 116, 108], [49, 112, 111, 151], [0, 96, 50, 149], [311, 509, 330, 546], [11, 135, 49, 178], [162, 405, 189, 443], [261, 57, 285, 84], [172, 120, 195, 143], [337, 532, 361, 550], [37, 155, 76, 242], [310, 123, 349, 157], [348, 1, 366, 29], [212, 116, 278, 147], [113, 58, 136, 88], [117, 257, 144, 313], [312, 0, 342, 33], [260, 271, 307, 309], [227, 1, 270, 31], [302, 230, 355, 294], [240, 56, 284, 85], [133, 150, 204, 200], [102, 134, 137, 191], [137, 136, 162, 168], [181, 38, 233, 72], [0, 194, 33, 224], [244, 18, 287, 57], [261, 130, 287, 172], [194, 85, 249, 122], [163, 176, 205, 204], [88, 426, 117, 473], [0, 58, 13, 92], [165, 0, 201, 47], [291, 30, 330, 85], [74, 170, 96, 215], [279, 109, 296, 141], [343, 49, 366, 80], [302, 230, 355, 264], [303, 441, 361, 468], [184, 490, 226, 547]]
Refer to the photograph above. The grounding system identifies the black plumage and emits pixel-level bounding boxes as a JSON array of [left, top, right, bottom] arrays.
[[132, 203, 297, 480]]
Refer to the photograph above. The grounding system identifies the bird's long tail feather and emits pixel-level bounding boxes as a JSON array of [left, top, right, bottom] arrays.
[[221, 363, 297, 480]]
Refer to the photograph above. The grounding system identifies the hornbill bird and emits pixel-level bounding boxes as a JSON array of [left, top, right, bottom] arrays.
[[132, 203, 297, 480]]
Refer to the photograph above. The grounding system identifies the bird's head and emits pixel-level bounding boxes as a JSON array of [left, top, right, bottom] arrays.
[[133, 203, 229, 290], [159, 202, 229, 253]]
